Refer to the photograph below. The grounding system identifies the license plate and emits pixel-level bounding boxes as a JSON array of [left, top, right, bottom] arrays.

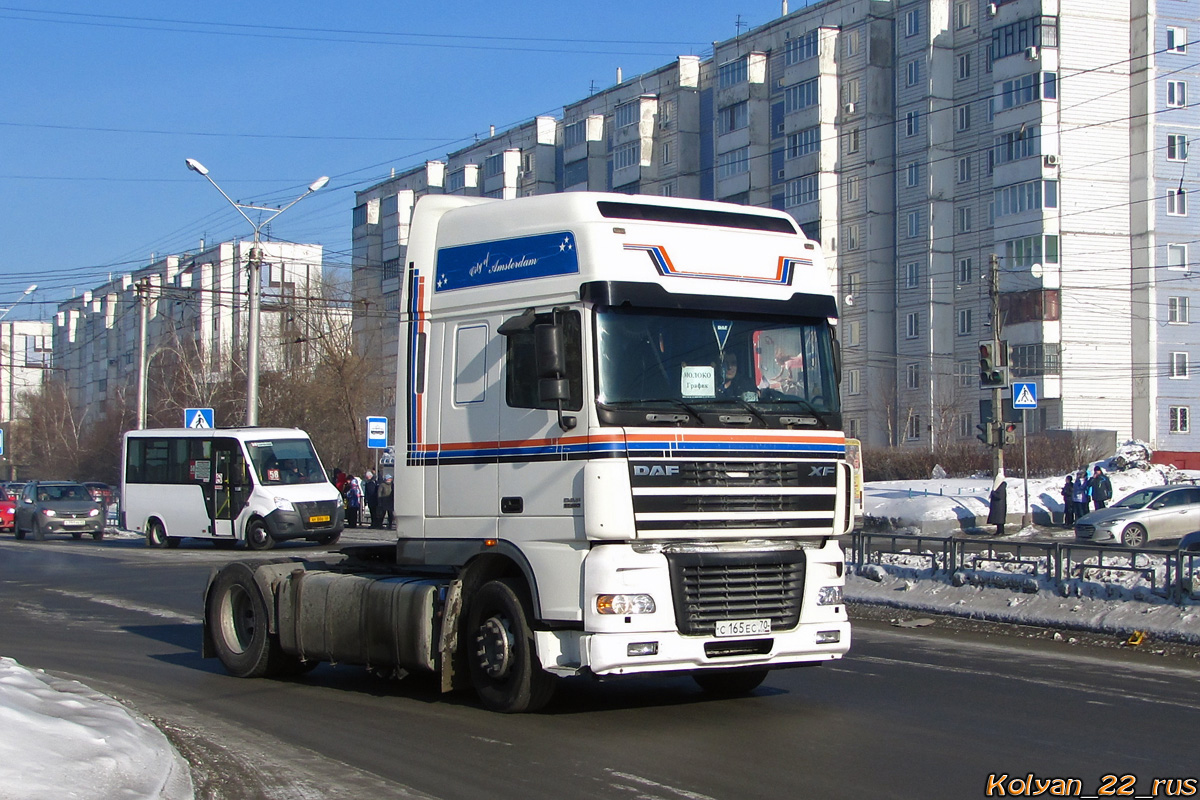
[[308, 515, 330, 524], [714, 618, 771, 638], [63, 520, 85, 527]]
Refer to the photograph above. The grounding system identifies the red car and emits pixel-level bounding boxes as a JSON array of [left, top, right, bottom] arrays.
[[0, 487, 15, 533]]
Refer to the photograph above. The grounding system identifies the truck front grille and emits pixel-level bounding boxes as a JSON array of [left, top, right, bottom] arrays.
[[666, 549, 806, 636]]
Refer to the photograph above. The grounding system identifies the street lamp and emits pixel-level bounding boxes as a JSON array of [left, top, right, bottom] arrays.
[[185, 158, 329, 426], [0, 284, 38, 323]]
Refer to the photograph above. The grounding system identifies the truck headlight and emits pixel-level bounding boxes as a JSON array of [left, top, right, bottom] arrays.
[[817, 586, 843, 606], [596, 594, 656, 615], [273, 496, 295, 512]]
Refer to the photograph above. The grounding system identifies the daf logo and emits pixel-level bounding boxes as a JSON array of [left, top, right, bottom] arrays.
[[633, 464, 680, 477], [810, 465, 836, 477]]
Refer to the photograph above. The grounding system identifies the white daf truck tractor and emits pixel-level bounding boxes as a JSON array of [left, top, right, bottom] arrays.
[[203, 192, 857, 713]]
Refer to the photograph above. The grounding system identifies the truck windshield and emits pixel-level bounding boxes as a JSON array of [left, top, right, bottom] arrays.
[[246, 439, 327, 486], [595, 307, 839, 425]]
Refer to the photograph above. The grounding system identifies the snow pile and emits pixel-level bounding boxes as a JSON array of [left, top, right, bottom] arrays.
[[0, 657, 193, 800]]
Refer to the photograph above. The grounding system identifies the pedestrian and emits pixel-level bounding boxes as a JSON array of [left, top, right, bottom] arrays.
[[379, 474, 395, 529], [1072, 471, 1089, 520], [987, 475, 1008, 536], [332, 468, 348, 495], [1089, 465, 1112, 511], [363, 470, 380, 528], [343, 474, 362, 527], [1061, 475, 1077, 527]]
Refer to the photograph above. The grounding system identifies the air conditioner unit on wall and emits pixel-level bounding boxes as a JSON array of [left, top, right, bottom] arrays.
[[1043, 154, 1060, 167], [1026, 46, 1039, 60], [987, 2, 998, 16]]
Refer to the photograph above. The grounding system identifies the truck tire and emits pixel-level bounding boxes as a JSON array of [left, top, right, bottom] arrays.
[[244, 519, 274, 551], [692, 668, 769, 696], [206, 562, 289, 678], [466, 578, 556, 713]]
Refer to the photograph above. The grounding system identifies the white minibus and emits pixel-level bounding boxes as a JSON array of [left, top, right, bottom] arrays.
[[122, 427, 345, 549]]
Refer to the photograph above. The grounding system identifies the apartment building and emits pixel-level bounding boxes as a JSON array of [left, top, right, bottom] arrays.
[[54, 241, 326, 425], [0, 319, 52, 424], [353, 0, 1197, 455]]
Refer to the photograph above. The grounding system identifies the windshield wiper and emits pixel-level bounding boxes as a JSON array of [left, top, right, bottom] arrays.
[[760, 396, 832, 427], [603, 398, 705, 422], [691, 397, 769, 427]]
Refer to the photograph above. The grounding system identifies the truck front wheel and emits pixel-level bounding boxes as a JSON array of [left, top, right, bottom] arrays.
[[206, 563, 288, 678], [466, 578, 555, 713]]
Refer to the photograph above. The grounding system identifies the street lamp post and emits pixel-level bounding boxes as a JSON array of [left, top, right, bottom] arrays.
[[185, 158, 328, 426]]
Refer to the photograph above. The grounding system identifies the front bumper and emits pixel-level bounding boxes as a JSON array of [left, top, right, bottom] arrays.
[[39, 516, 104, 535], [264, 503, 345, 540], [1074, 523, 1119, 543]]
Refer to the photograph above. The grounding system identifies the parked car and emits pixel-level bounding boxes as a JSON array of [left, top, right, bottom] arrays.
[[1074, 484, 1200, 547], [14, 480, 105, 541], [0, 486, 14, 532], [82, 481, 117, 508]]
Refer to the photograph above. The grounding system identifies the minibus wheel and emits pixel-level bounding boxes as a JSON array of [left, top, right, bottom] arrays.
[[244, 519, 275, 551]]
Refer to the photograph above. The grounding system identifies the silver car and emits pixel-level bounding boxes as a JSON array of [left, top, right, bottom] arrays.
[[1074, 484, 1200, 547], [14, 481, 105, 541]]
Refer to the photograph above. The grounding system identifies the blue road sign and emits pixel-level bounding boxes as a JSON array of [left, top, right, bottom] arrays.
[[0, 427, 5, 457], [367, 416, 388, 449], [184, 408, 215, 429], [1012, 382, 1038, 409]]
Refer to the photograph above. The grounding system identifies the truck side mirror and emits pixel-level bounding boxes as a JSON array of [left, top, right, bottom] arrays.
[[534, 320, 576, 431]]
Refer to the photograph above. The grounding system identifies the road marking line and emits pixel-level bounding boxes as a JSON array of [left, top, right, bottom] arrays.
[[48, 589, 202, 624], [605, 769, 718, 800]]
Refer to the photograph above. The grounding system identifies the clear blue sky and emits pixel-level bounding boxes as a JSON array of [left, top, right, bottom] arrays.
[[0, 1, 795, 319]]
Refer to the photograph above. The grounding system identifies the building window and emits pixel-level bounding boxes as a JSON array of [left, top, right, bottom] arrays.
[[845, 318, 861, 346], [958, 308, 974, 335], [957, 156, 972, 183], [906, 311, 920, 338], [1167, 27, 1188, 54], [1169, 296, 1190, 324], [845, 271, 861, 297], [784, 174, 819, 207], [352, 203, 369, 227], [906, 161, 920, 187], [957, 206, 973, 232], [845, 175, 860, 201], [844, 29, 860, 57], [845, 224, 861, 251], [716, 147, 749, 179], [484, 152, 505, 178], [786, 126, 821, 158], [1170, 351, 1189, 378], [906, 414, 922, 441], [842, 78, 861, 105], [1167, 188, 1188, 216], [1004, 234, 1060, 266], [905, 261, 920, 288], [905, 110, 921, 137], [613, 142, 640, 171], [446, 170, 466, 192], [956, 360, 976, 387], [955, 1, 971, 29], [847, 368, 861, 395], [615, 101, 639, 129], [660, 182, 676, 197], [958, 412, 974, 438], [1167, 134, 1189, 161], [906, 363, 921, 389], [1170, 406, 1190, 433], [661, 142, 673, 165], [1168, 80, 1187, 108], [958, 53, 971, 80], [994, 126, 1040, 165], [956, 105, 971, 131], [906, 8, 920, 37], [907, 211, 921, 238], [1011, 342, 1062, 377], [1167, 243, 1189, 271], [718, 58, 749, 88], [717, 101, 750, 134], [845, 127, 861, 154], [994, 179, 1058, 217], [785, 78, 820, 113], [958, 257, 974, 284], [991, 15, 1059, 62], [907, 59, 921, 87], [785, 29, 820, 65], [564, 120, 588, 148], [995, 72, 1057, 112]]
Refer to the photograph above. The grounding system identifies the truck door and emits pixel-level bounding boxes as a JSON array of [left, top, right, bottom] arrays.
[[436, 321, 500, 527]]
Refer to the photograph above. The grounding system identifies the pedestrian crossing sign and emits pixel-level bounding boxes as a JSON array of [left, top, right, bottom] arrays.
[[1012, 382, 1037, 409], [185, 408, 215, 429]]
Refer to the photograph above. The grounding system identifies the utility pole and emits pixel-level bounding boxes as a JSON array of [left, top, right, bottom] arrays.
[[136, 280, 149, 430], [990, 254, 1004, 481]]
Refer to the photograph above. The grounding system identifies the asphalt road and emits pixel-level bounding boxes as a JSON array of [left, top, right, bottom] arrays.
[[2, 533, 1199, 800]]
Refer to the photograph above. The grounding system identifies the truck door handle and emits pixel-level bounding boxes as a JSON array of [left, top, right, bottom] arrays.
[[501, 497, 524, 514]]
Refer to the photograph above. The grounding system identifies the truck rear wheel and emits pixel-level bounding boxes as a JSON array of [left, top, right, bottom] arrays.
[[692, 668, 769, 696], [206, 562, 289, 678], [466, 578, 555, 713]]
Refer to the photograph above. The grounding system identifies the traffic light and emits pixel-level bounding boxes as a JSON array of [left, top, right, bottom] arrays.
[[976, 422, 996, 447], [1003, 422, 1018, 445], [978, 340, 1009, 387]]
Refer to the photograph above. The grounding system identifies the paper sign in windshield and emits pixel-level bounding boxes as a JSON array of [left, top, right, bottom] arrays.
[[681, 366, 715, 398]]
